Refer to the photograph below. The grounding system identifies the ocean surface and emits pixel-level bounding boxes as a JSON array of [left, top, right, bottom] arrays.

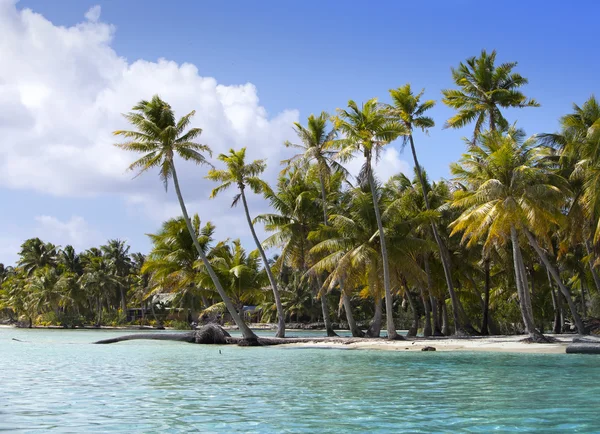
[[1, 328, 598, 433]]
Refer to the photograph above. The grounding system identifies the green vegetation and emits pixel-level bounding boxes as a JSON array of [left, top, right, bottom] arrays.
[[2, 50, 599, 339]]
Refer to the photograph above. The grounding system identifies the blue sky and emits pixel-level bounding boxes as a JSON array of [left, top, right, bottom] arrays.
[[1, 0, 598, 264]]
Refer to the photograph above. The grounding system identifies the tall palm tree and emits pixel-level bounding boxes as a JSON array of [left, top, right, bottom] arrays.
[[114, 95, 257, 340], [450, 128, 586, 338], [282, 113, 345, 336], [442, 49, 539, 138], [387, 84, 474, 335], [333, 98, 404, 339], [206, 148, 286, 337]]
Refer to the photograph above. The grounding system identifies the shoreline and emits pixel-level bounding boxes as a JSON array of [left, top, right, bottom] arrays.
[[1, 324, 579, 354], [277, 335, 572, 354]]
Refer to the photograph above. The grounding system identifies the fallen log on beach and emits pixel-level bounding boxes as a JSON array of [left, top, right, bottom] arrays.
[[93, 324, 366, 346], [566, 343, 600, 354]]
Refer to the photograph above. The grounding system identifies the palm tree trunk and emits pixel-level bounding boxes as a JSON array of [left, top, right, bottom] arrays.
[[239, 188, 286, 338], [170, 162, 257, 341], [405, 290, 419, 337], [418, 283, 432, 337], [524, 229, 586, 335], [317, 173, 337, 337], [408, 134, 472, 335], [585, 239, 600, 291], [481, 258, 491, 335], [424, 256, 443, 336], [340, 283, 364, 337], [119, 287, 127, 317], [316, 276, 337, 337], [366, 158, 400, 340], [510, 227, 543, 340], [440, 300, 450, 336], [367, 296, 382, 337], [549, 276, 562, 334]]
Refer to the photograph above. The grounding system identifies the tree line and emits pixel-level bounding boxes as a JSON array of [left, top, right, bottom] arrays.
[[2, 49, 599, 342]]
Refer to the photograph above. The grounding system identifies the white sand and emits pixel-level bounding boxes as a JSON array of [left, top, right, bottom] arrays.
[[279, 334, 572, 354]]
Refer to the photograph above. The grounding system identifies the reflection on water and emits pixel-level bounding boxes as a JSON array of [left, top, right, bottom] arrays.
[[1, 328, 598, 433]]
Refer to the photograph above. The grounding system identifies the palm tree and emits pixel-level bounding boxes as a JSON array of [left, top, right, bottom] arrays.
[[450, 128, 585, 338], [282, 113, 345, 335], [143, 215, 213, 321], [442, 49, 539, 138], [18, 238, 58, 276], [206, 148, 286, 337], [333, 99, 404, 339], [114, 95, 257, 341], [101, 239, 132, 315], [387, 84, 474, 335], [258, 170, 339, 336]]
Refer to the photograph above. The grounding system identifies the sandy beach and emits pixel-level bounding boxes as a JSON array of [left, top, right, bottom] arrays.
[[279, 334, 573, 354]]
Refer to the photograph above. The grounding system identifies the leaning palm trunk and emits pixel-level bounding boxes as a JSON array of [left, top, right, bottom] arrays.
[[366, 160, 400, 340], [316, 276, 337, 337], [367, 297, 383, 337], [418, 283, 432, 337], [340, 288, 364, 337], [408, 135, 472, 335], [239, 189, 286, 338], [524, 230, 586, 334], [510, 227, 544, 340], [171, 163, 257, 341]]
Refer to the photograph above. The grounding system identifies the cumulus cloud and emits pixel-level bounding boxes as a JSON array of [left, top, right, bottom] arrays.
[[0, 1, 410, 261]]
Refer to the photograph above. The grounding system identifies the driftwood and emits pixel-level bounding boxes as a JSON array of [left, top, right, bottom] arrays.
[[93, 324, 370, 346], [566, 343, 600, 354]]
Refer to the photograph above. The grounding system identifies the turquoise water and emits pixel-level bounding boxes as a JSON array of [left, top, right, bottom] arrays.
[[1, 329, 598, 433]]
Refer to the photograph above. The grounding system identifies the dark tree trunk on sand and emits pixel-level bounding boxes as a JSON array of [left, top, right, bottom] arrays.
[[316, 276, 337, 337], [367, 297, 383, 338], [341, 286, 364, 337], [481, 259, 491, 336], [405, 290, 419, 338]]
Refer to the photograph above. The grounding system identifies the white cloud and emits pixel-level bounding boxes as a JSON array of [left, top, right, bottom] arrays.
[[84, 5, 101, 23], [0, 1, 411, 262], [34, 215, 103, 251], [0, 1, 298, 201]]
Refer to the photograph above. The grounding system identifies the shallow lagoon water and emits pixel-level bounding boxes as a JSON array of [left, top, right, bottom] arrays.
[[1, 328, 599, 433]]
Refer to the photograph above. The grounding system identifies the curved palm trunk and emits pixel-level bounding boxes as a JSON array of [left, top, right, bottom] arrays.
[[341, 290, 364, 337], [367, 296, 383, 337], [318, 174, 337, 337], [408, 135, 472, 335], [366, 158, 400, 340], [418, 282, 432, 337], [240, 189, 286, 338], [510, 227, 544, 340], [524, 229, 586, 335], [171, 163, 257, 341]]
